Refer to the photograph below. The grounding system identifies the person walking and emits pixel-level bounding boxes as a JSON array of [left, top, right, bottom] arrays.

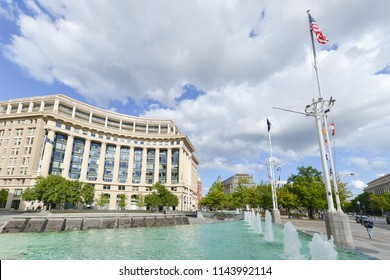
[[363, 218, 374, 239]]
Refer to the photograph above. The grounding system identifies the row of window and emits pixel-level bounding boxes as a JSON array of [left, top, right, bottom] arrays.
[[48, 133, 181, 184]]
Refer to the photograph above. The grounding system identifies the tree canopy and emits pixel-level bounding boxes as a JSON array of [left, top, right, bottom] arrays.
[[144, 182, 179, 211], [21, 175, 95, 209]]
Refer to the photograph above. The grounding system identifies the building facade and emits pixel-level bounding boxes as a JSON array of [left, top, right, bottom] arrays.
[[221, 173, 256, 194], [365, 173, 390, 196], [0, 94, 199, 210]]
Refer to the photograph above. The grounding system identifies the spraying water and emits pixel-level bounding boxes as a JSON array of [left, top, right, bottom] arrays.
[[283, 222, 305, 259], [264, 210, 274, 242], [309, 233, 338, 260]]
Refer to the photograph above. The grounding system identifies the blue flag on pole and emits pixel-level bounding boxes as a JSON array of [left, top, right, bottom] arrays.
[[45, 137, 54, 145]]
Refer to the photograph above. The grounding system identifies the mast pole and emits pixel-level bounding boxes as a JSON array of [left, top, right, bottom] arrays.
[[307, 10, 335, 212], [267, 116, 277, 210]]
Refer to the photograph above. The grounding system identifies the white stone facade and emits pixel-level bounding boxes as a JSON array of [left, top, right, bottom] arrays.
[[0, 94, 199, 210]]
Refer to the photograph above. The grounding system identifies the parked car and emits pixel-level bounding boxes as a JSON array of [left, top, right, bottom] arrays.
[[386, 216, 390, 224], [355, 215, 369, 224]]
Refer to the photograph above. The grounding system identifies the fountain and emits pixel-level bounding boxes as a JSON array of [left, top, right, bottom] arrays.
[[283, 221, 305, 259], [264, 210, 275, 242], [309, 233, 338, 260]]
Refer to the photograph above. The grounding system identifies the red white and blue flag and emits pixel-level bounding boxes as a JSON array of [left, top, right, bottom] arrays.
[[309, 14, 328, 44]]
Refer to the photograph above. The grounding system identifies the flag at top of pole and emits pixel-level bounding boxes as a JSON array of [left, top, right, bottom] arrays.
[[309, 14, 328, 44], [267, 118, 271, 132]]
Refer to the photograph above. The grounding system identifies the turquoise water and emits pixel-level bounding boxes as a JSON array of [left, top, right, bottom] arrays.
[[0, 221, 368, 260]]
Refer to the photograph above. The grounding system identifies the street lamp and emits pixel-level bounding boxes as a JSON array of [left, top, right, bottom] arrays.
[[357, 201, 362, 222]]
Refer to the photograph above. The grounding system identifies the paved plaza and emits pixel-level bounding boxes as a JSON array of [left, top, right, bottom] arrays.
[[281, 216, 390, 260]]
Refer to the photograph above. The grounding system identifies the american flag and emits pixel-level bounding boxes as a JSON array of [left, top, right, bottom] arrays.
[[309, 15, 328, 44]]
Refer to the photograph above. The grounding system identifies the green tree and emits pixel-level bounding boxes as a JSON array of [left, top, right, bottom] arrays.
[[95, 193, 110, 208], [0, 189, 8, 206], [144, 182, 179, 211], [277, 184, 299, 217], [21, 187, 37, 202], [288, 166, 327, 219], [230, 179, 251, 209], [257, 184, 273, 210], [136, 194, 145, 208], [117, 194, 128, 210], [81, 183, 95, 204], [199, 181, 226, 211]]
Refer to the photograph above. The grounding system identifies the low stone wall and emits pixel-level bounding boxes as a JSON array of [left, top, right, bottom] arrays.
[[1, 215, 190, 234]]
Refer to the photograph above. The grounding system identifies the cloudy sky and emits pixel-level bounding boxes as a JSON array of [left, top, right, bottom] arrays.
[[1, 0, 390, 196]]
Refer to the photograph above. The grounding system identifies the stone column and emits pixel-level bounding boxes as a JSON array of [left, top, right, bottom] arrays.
[[167, 148, 172, 184], [140, 148, 147, 185], [17, 103, 23, 113], [97, 142, 106, 182], [79, 139, 91, 181], [112, 144, 121, 183], [40, 130, 55, 176], [154, 148, 160, 183], [61, 135, 74, 177], [39, 100, 45, 112], [127, 146, 134, 183], [28, 102, 34, 112]]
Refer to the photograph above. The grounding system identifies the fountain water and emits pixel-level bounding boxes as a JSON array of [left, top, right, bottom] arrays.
[[253, 212, 263, 234], [309, 233, 338, 260], [264, 210, 275, 242], [283, 221, 305, 259]]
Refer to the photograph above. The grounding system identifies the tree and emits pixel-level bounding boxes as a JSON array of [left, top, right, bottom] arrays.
[[136, 194, 145, 208], [0, 189, 8, 206], [230, 179, 251, 209], [95, 193, 110, 208], [144, 182, 179, 211], [117, 194, 128, 210], [277, 184, 299, 217], [21, 187, 37, 202], [288, 166, 327, 219], [81, 183, 95, 204], [199, 181, 226, 211]]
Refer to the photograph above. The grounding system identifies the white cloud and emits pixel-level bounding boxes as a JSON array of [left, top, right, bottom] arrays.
[[349, 180, 367, 191], [2, 0, 390, 186]]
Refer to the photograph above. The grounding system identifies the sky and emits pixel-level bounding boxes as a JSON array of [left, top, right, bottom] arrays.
[[1, 0, 390, 197]]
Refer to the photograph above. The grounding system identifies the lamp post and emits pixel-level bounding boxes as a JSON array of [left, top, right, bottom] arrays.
[[357, 201, 361, 221]]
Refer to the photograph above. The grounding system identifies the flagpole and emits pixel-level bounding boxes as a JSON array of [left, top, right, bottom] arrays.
[[307, 10, 335, 212], [308, 10, 323, 99], [267, 116, 277, 210], [324, 115, 343, 212]]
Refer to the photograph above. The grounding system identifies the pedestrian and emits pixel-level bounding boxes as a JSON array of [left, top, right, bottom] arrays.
[[363, 218, 374, 239]]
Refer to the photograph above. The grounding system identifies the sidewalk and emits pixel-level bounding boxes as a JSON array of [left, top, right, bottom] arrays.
[[281, 216, 390, 260]]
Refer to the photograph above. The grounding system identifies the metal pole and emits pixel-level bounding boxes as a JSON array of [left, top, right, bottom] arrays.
[[323, 115, 342, 212], [307, 11, 335, 212], [313, 101, 335, 212], [267, 117, 277, 209]]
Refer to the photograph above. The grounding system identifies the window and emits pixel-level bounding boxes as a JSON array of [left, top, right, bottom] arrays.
[[19, 167, 28, 175], [28, 128, 36, 135], [103, 185, 111, 190], [13, 189, 22, 197], [15, 129, 23, 136], [7, 167, 14, 175], [11, 147, 19, 156], [26, 137, 34, 145], [24, 146, 32, 155], [118, 186, 125, 191], [13, 137, 22, 145]]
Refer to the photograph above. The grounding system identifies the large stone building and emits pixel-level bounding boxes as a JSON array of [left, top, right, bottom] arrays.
[[365, 173, 390, 196], [221, 173, 256, 194], [0, 94, 199, 210]]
